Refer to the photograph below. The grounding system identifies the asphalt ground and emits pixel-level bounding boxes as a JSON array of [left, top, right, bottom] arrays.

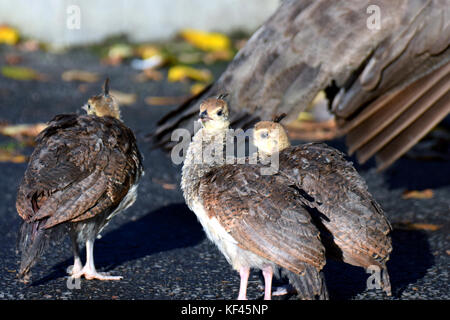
[[0, 46, 449, 300]]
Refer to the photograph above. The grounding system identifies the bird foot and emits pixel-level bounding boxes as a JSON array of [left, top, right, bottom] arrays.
[[272, 284, 296, 296], [71, 266, 123, 281], [67, 263, 83, 276]]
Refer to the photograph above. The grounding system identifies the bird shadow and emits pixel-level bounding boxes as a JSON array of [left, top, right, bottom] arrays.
[[382, 158, 450, 190], [30, 203, 205, 286], [323, 228, 433, 300]]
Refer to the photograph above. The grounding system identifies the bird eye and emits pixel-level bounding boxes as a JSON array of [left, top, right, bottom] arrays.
[[260, 132, 269, 139], [217, 109, 223, 116], [87, 104, 92, 110]]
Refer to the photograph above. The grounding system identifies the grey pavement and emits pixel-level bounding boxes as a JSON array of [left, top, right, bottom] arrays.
[[0, 46, 448, 300]]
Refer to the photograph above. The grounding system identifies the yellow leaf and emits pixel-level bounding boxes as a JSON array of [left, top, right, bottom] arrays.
[[136, 45, 162, 60], [393, 222, 442, 231], [1, 66, 42, 81], [0, 123, 47, 138], [0, 25, 19, 45], [168, 65, 212, 82], [109, 90, 137, 106], [402, 189, 434, 199], [297, 112, 314, 121], [0, 149, 26, 163], [190, 82, 207, 95], [180, 29, 230, 52], [62, 70, 99, 83], [145, 96, 187, 106]]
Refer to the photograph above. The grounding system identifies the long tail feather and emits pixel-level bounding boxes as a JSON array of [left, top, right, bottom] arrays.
[[281, 265, 329, 300], [17, 221, 66, 280]]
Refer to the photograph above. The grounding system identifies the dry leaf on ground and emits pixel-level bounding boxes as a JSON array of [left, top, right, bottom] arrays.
[[61, 70, 99, 83], [392, 221, 442, 231], [0, 123, 47, 140], [180, 29, 231, 52], [402, 189, 434, 199], [167, 65, 212, 83], [1, 66, 48, 81], [0, 149, 27, 163], [152, 178, 177, 190], [109, 90, 137, 106], [145, 96, 188, 106]]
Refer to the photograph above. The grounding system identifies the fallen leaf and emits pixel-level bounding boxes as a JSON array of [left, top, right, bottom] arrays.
[[145, 96, 188, 106], [103, 43, 134, 65], [152, 178, 177, 190], [392, 221, 442, 231], [1, 66, 47, 81], [109, 90, 137, 106], [190, 82, 207, 95], [61, 70, 99, 83], [180, 29, 231, 52], [134, 69, 164, 82], [402, 189, 434, 199], [0, 123, 47, 139], [0, 25, 20, 45], [0, 149, 27, 163], [177, 52, 203, 64], [202, 49, 233, 64], [167, 65, 212, 82], [5, 54, 22, 65]]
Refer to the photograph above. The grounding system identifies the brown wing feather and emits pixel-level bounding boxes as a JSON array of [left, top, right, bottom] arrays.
[[277, 144, 392, 267], [16, 114, 143, 229], [199, 164, 325, 274], [152, 0, 448, 170]]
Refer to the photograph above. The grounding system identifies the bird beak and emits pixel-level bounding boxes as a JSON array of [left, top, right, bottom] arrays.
[[82, 104, 89, 112]]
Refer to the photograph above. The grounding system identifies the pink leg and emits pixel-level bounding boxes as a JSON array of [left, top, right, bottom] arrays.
[[262, 266, 273, 300], [237, 267, 250, 300]]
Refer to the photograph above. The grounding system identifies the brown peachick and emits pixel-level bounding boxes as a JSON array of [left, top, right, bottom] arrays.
[[16, 79, 144, 281]]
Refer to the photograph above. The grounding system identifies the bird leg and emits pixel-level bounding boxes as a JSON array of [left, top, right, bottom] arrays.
[[67, 234, 83, 275], [262, 265, 273, 300], [71, 239, 122, 281], [237, 266, 250, 300]]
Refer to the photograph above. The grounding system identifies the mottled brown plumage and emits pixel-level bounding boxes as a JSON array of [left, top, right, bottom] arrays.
[[199, 164, 328, 299], [254, 123, 393, 295], [152, 0, 449, 170], [16, 80, 143, 281], [181, 97, 328, 300]]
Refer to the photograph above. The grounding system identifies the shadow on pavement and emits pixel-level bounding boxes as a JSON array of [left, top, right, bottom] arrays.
[[31, 203, 204, 286], [388, 228, 434, 297], [384, 159, 450, 190], [324, 228, 433, 299]]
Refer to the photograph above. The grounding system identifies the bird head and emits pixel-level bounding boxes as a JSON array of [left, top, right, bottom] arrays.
[[198, 94, 230, 131], [253, 121, 291, 155], [82, 78, 121, 120]]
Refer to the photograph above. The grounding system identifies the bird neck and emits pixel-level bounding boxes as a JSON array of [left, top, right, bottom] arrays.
[[181, 126, 228, 208]]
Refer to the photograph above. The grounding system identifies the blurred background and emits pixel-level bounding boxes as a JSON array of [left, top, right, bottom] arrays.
[[0, 0, 448, 300]]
